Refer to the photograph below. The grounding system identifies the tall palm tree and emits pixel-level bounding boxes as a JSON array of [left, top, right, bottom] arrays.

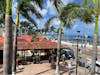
[[12, 9, 19, 75], [86, 0, 100, 74], [3, 0, 13, 74], [45, 15, 63, 75], [12, 0, 43, 74], [60, 0, 100, 74]]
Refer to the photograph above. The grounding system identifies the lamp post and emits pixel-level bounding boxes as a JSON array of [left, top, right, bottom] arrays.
[[84, 35, 88, 74], [76, 30, 80, 75], [84, 35, 88, 48]]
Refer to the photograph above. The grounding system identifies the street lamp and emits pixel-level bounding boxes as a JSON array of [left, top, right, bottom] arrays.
[[76, 30, 80, 75]]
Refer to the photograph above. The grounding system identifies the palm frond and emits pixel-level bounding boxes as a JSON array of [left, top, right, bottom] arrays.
[[20, 21, 30, 27], [50, 26, 55, 32], [27, 3, 42, 18], [82, 0, 88, 7], [60, 2, 94, 29], [0, 0, 5, 13], [33, 0, 43, 9], [45, 16, 57, 29], [18, 1, 42, 18], [20, 0, 43, 9], [91, 0, 100, 12], [51, 0, 63, 12], [20, 10, 38, 27]]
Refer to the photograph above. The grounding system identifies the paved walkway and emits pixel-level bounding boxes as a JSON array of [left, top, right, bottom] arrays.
[[16, 60, 89, 75]]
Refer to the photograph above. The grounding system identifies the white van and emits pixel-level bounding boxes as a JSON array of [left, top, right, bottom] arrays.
[[86, 58, 100, 74], [95, 61, 100, 74]]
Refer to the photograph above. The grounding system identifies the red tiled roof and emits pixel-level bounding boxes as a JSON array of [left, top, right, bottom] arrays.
[[36, 35, 45, 41], [0, 35, 66, 50], [18, 35, 32, 42], [31, 40, 65, 50]]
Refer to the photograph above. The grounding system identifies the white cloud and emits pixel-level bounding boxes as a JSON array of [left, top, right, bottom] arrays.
[[35, 7, 48, 16], [51, 19, 60, 25], [40, 9, 48, 16]]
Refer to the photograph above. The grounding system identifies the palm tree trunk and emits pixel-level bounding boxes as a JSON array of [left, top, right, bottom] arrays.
[[12, 11, 19, 74], [3, 0, 12, 74], [12, 25, 18, 74], [91, 15, 99, 75], [56, 22, 62, 75]]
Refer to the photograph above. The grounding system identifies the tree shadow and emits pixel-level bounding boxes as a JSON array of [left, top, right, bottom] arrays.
[[16, 68, 24, 73], [35, 69, 52, 75]]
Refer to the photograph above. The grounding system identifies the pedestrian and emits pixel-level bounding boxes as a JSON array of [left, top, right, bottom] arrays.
[[70, 58, 73, 65], [62, 53, 66, 65], [79, 49, 82, 54], [32, 53, 35, 63], [78, 57, 82, 66], [16, 58, 20, 70], [78, 57, 85, 67], [68, 62, 72, 75]]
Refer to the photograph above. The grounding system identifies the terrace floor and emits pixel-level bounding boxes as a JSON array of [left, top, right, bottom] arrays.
[[16, 60, 90, 75]]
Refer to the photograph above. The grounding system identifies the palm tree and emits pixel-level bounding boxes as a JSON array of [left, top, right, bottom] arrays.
[[60, 0, 100, 74], [86, 0, 100, 74], [0, 0, 5, 27], [12, 9, 19, 75], [44, 15, 63, 75], [3, 0, 13, 74], [12, 0, 43, 74]]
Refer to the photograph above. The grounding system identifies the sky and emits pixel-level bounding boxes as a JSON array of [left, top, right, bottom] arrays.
[[12, 0, 100, 36]]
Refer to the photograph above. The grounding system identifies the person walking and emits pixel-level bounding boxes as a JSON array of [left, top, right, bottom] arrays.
[[68, 61, 72, 75], [70, 58, 74, 65], [62, 53, 66, 65], [32, 53, 35, 63]]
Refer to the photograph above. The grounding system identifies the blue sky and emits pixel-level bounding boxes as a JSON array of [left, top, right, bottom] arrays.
[[12, 0, 100, 36]]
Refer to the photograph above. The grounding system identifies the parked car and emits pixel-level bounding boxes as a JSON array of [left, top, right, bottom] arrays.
[[49, 48, 75, 62], [61, 48, 75, 59]]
